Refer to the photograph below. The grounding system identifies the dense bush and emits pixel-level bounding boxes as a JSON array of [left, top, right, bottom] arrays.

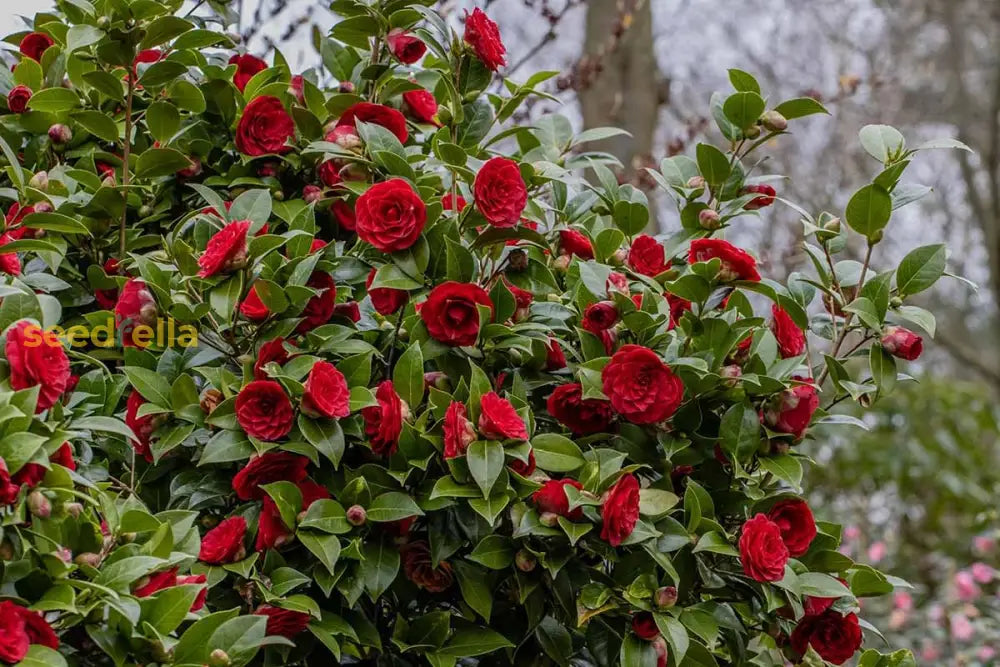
[[0, 0, 969, 665]]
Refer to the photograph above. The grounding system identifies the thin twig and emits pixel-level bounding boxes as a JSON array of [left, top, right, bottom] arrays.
[[118, 76, 135, 257]]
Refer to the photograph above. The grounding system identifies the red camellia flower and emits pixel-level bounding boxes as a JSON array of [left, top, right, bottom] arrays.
[[177, 574, 208, 611], [478, 392, 527, 440], [12, 443, 76, 488], [14, 604, 58, 650], [739, 513, 789, 582], [401, 540, 454, 592], [464, 8, 507, 71], [19, 32, 53, 61], [881, 326, 923, 360], [442, 193, 468, 212], [688, 238, 761, 282], [402, 88, 439, 125], [232, 451, 309, 501], [771, 305, 806, 358], [632, 612, 660, 641], [94, 258, 121, 309], [7, 85, 31, 113], [545, 338, 567, 370], [318, 160, 342, 187], [296, 272, 338, 333], [234, 381, 295, 442], [125, 390, 156, 461], [0, 600, 29, 664], [229, 54, 268, 92], [332, 199, 357, 230], [235, 96, 296, 156], [254, 337, 289, 380], [509, 449, 536, 477], [131, 49, 162, 78], [198, 516, 247, 564], [559, 229, 594, 259], [301, 360, 350, 419], [115, 278, 157, 348], [600, 473, 640, 546], [790, 611, 863, 665], [743, 183, 777, 210], [387, 29, 427, 63], [134, 567, 179, 597], [256, 479, 329, 551], [582, 301, 619, 334], [366, 268, 408, 315], [547, 383, 613, 435], [5, 320, 70, 413], [473, 157, 528, 228], [362, 380, 405, 456], [0, 458, 19, 505], [601, 345, 683, 425], [197, 220, 249, 278], [443, 401, 476, 459], [254, 605, 312, 638], [667, 294, 691, 330], [355, 178, 427, 253], [336, 102, 409, 143], [764, 381, 819, 440], [420, 281, 493, 346], [289, 74, 305, 104], [628, 234, 667, 276], [532, 478, 584, 519], [240, 284, 270, 321], [767, 498, 817, 557]]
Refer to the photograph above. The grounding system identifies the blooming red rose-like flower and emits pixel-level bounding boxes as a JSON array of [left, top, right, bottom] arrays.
[[387, 28, 427, 63], [442, 193, 468, 212], [600, 473, 640, 546], [19, 32, 53, 61], [332, 199, 356, 230], [229, 54, 268, 92], [12, 443, 76, 487], [421, 281, 493, 347], [336, 102, 409, 143], [15, 605, 59, 649], [601, 345, 683, 425], [256, 480, 329, 551], [301, 360, 350, 419], [362, 380, 405, 456], [234, 381, 295, 442], [509, 449, 536, 477], [0, 458, 19, 504], [547, 383, 613, 435], [199, 516, 248, 564], [790, 611, 863, 665], [464, 8, 507, 71], [125, 390, 155, 462], [771, 305, 806, 358], [443, 401, 476, 459], [632, 612, 660, 641], [559, 229, 594, 259], [478, 392, 528, 440], [403, 88, 439, 125], [366, 268, 408, 315], [240, 284, 270, 321], [473, 157, 528, 228], [356, 178, 427, 253], [767, 498, 817, 557], [254, 337, 290, 380], [318, 160, 342, 188], [0, 234, 20, 276], [629, 234, 667, 276], [0, 601, 30, 664], [254, 605, 312, 638], [881, 326, 923, 361], [533, 479, 584, 519], [743, 183, 777, 210], [176, 574, 208, 611], [94, 258, 121, 309], [336, 302, 360, 322], [232, 451, 308, 501], [765, 381, 819, 440], [667, 294, 691, 330], [739, 513, 789, 582], [296, 271, 337, 333], [688, 238, 761, 282], [401, 540, 454, 592], [51, 442, 75, 471], [5, 320, 70, 413], [582, 301, 619, 334], [134, 567, 178, 597], [131, 49, 162, 78], [545, 338, 567, 370], [115, 278, 157, 348], [235, 96, 295, 156], [7, 85, 31, 113], [198, 220, 249, 278]]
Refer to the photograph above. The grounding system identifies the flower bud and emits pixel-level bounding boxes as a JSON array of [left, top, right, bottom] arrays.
[[28, 490, 51, 518], [48, 123, 72, 145], [29, 171, 49, 191], [200, 388, 223, 414], [338, 81, 355, 94], [33, 201, 53, 215], [55, 546, 72, 563], [822, 217, 841, 233], [507, 249, 529, 272], [303, 185, 323, 203], [65, 502, 84, 518], [720, 364, 742, 387], [610, 248, 628, 266], [655, 586, 678, 608], [178, 157, 202, 178], [760, 110, 788, 132], [515, 549, 537, 572], [698, 208, 722, 230], [686, 176, 706, 189], [257, 161, 279, 178], [74, 552, 101, 568], [208, 649, 232, 667], [138, 301, 158, 327], [652, 637, 668, 664], [329, 125, 363, 152], [101, 174, 116, 188], [346, 504, 367, 526], [881, 326, 923, 361], [889, 295, 903, 308], [744, 124, 762, 139], [606, 271, 629, 295], [539, 511, 559, 527], [771, 440, 791, 455], [552, 254, 571, 273], [423, 371, 451, 392]]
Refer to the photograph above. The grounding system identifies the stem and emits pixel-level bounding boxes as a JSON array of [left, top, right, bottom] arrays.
[[384, 308, 406, 378], [817, 242, 874, 386], [118, 76, 135, 258]]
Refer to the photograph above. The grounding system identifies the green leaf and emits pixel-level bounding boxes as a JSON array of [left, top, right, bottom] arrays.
[[146, 101, 180, 143], [612, 199, 649, 236], [530, 433, 585, 473], [728, 69, 761, 94], [140, 584, 202, 635], [655, 614, 689, 663], [27, 88, 79, 113], [695, 143, 731, 188], [19, 645, 68, 667], [299, 415, 345, 467], [758, 455, 803, 487], [859, 124, 906, 163], [123, 366, 172, 407], [361, 540, 400, 600], [135, 148, 194, 179], [620, 634, 658, 667], [638, 488, 679, 518], [72, 110, 119, 142], [170, 80, 206, 113], [468, 535, 514, 570], [453, 561, 493, 621], [298, 530, 341, 574], [65, 24, 103, 53], [262, 481, 303, 530], [896, 244, 946, 296], [722, 91, 766, 130], [230, 189, 273, 225], [298, 499, 350, 534], [467, 440, 505, 497], [393, 342, 424, 408], [869, 344, 896, 394], [719, 402, 760, 462], [140, 16, 194, 49], [207, 615, 272, 666], [845, 184, 892, 239], [773, 97, 829, 119], [438, 626, 513, 657], [366, 492, 424, 522]]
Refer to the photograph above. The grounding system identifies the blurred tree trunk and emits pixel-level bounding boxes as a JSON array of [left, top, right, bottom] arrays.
[[578, 0, 667, 230]]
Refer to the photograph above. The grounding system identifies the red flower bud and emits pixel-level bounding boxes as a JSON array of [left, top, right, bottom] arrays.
[[346, 504, 367, 526], [880, 326, 922, 361]]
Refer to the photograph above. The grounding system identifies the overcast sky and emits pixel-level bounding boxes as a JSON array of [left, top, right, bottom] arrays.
[[1, 1, 49, 36]]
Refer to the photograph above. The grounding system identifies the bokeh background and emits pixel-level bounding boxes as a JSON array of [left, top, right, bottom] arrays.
[[5, 0, 1000, 662]]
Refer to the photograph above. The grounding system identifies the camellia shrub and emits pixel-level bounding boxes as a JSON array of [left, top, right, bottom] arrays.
[[0, 0, 970, 665]]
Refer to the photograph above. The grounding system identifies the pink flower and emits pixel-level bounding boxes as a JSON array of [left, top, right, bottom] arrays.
[[971, 562, 995, 584], [866, 541, 886, 563], [893, 591, 913, 612], [950, 613, 975, 642], [954, 570, 980, 601]]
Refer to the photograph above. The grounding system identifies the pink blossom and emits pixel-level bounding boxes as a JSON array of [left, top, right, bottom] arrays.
[[954, 570, 980, 601], [978, 646, 997, 662], [920, 643, 941, 661], [973, 535, 995, 555], [867, 541, 887, 563], [843, 525, 861, 541], [893, 591, 913, 612], [971, 562, 995, 584], [950, 613, 975, 641]]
